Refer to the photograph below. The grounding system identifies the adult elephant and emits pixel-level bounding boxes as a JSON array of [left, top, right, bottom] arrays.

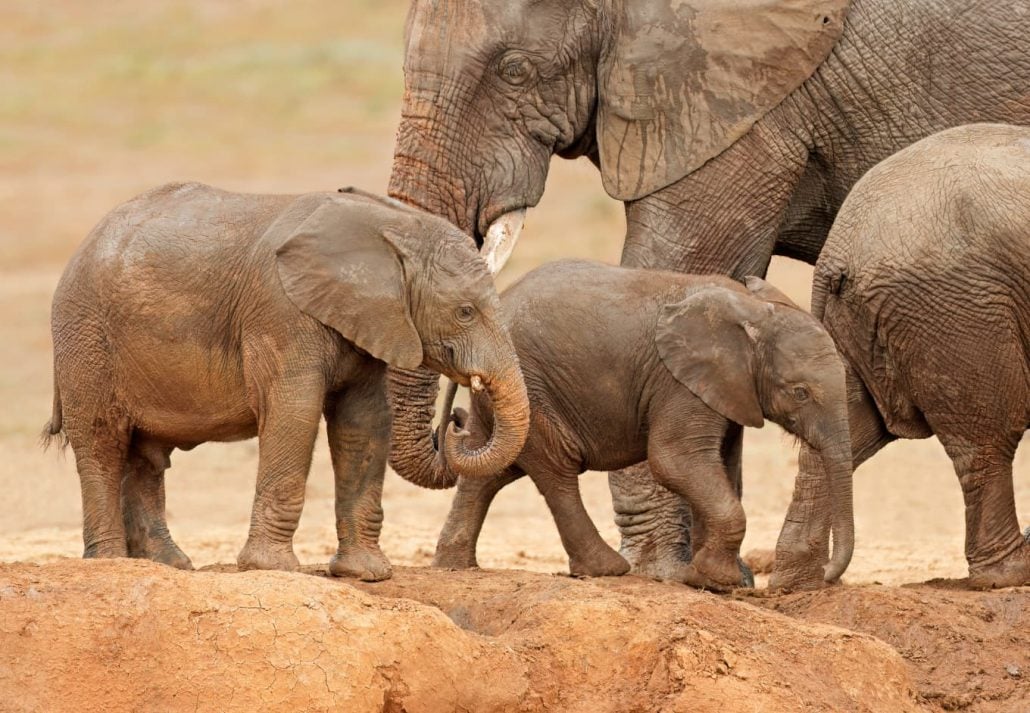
[[386, 0, 1030, 583]]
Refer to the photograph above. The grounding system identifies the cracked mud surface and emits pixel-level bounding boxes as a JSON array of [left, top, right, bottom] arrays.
[[2, 560, 1026, 712]]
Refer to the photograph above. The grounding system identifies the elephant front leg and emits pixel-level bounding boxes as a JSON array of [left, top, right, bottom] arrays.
[[122, 442, 192, 570], [325, 380, 393, 582], [434, 470, 522, 569], [238, 385, 322, 572], [646, 445, 747, 590]]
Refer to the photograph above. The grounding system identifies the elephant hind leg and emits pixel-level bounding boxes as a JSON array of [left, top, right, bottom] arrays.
[[122, 439, 192, 570], [64, 404, 132, 560], [937, 435, 1029, 588], [433, 469, 523, 570], [521, 457, 629, 578]]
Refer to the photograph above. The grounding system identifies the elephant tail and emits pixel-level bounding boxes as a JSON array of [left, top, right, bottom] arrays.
[[41, 375, 67, 452]]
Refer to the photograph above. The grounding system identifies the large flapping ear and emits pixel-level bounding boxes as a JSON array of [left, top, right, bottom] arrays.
[[598, 0, 849, 200], [656, 286, 772, 427], [744, 275, 801, 309], [275, 199, 424, 369]]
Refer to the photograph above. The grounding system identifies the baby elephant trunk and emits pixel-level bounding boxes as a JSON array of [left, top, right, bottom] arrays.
[[442, 364, 530, 479], [816, 426, 855, 582], [387, 360, 530, 488]]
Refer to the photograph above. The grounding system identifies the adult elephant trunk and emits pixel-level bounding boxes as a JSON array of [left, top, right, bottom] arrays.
[[387, 360, 530, 489]]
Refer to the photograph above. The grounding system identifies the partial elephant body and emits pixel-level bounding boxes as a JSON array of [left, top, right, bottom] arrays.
[[434, 260, 854, 589], [389, 0, 1030, 580], [47, 183, 529, 577], [801, 124, 1030, 588]]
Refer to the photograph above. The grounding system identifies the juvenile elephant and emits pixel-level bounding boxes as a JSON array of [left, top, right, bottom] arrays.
[[434, 260, 854, 589], [45, 183, 529, 578], [775, 124, 1030, 589], [388, 0, 1030, 581]]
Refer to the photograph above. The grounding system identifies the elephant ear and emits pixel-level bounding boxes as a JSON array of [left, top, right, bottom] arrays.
[[656, 287, 771, 427], [598, 0, 850, 200], [744, 275, 800, 309], [275, 199, 423, 369]]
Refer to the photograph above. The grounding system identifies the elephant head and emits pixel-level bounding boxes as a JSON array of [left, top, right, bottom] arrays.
[[389, 0, 848, 258], [275, 192, 530, 488], [655, 277, 854, 582]]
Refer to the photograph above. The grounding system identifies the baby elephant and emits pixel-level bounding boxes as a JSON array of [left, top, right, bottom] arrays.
[[434, 260, 854, 589], [45, 183, 528, 578], [781, 123, 1030, 589]]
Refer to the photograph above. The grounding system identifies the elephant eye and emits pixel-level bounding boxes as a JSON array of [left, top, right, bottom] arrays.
[[498, 54, 531, 85], [456, 304, 476, 322], [792, 386, 810, 403]]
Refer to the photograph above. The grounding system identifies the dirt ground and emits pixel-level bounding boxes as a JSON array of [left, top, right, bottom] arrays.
[[0, 2, 1027, 711]]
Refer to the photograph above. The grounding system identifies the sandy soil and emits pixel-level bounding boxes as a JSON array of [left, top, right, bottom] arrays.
[[0, 2, 1027, 711]]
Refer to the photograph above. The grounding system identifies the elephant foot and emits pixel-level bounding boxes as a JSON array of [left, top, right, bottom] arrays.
[[627, 554, 692, 581], [662, 563, 737, 593], [237, 538, 300, 572], [768, 567, 831, 592], [130, 538, 193, 570], [125, 522, 193, 570], [83, 536, 129, 560], [432, 542, 480, 570], [692, 548, 749, 589], [769, 531, 832, 591], [330, 543, 392, 582], [568, 546, 631, 578], [967, 541, 1030, 589]]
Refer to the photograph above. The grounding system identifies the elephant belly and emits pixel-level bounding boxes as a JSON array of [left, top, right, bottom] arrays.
[[113, 339, 258, 447]]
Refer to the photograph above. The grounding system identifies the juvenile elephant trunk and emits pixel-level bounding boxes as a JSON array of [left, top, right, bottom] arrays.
[[442, 364, 530, 479], [387, 363, 530, 488], [819, 433, 855, 582]]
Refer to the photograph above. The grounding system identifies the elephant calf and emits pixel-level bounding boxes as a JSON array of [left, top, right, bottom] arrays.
[[45, 183, 529, 578], [434, 260, 854, 590], [781, 124, 1030, 589]]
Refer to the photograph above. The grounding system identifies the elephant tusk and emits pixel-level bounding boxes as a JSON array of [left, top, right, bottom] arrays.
[[470, 375, 484, 394], [481, 209, 526, 275]]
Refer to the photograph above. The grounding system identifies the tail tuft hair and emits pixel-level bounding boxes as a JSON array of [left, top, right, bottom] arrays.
[[40, 420, 68, 452]]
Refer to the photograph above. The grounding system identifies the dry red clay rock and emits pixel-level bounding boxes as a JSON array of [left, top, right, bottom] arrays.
[[753, 584, 1030, 713], [1, 559, 920, 712]]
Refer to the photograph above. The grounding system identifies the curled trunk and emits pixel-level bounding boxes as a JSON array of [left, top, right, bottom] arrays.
[[441, 365, 530, 479], [388, 364, 530, 489]]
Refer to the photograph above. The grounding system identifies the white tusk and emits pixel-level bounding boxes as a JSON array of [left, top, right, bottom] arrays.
[[470, 375, 484, 393], [481, 209, 526, 275]]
